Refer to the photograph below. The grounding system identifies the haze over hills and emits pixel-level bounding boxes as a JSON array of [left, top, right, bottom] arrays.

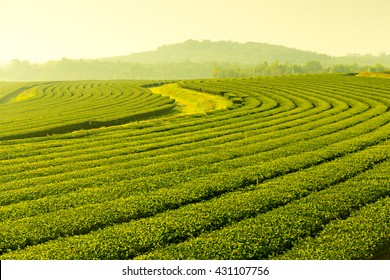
[[101, 40, 332, 64], [1, 40, 389, 81], [100, 40, 390, 66]]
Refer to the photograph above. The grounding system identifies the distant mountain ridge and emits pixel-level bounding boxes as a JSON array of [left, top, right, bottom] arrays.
[[2, 40, 389, 81], [99, 39, 390, 66], [100, 40, 332, 65]]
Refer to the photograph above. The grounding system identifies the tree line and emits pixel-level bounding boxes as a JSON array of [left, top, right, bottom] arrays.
[[211, 61, 389, 78], [0, 58, 389, 81]]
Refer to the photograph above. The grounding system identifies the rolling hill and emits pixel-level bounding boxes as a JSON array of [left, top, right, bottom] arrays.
[[100, 39, 332, 64], [101, 40, 390, 66], [1, 40, 389, 81]]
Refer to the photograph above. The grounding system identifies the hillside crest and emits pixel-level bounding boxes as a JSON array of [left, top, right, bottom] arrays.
[[101, 39, 332, 64]]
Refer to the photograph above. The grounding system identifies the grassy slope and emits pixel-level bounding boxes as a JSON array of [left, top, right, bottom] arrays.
[[357, 72, 390, 78], [150, 83, 232, 115]]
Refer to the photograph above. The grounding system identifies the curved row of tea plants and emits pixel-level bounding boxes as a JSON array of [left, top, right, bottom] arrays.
[[0, 78, 383, 205], [1, 141, 389, 259], [0, 74, 389, 259], [276, 195, 390, 260], [0, 81, 43, 103], [137, 156, 390, 260], [0, 81, 175, 140]]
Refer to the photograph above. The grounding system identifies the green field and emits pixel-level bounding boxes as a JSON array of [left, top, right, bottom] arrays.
[[0, 74, 389, 260]]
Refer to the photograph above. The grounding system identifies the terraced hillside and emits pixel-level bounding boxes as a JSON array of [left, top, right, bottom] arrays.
[[0, 74, 389, 260], [0, 80, 175, 140]]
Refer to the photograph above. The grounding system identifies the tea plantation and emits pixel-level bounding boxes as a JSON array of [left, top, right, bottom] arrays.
[[0, 74, 389, 260]]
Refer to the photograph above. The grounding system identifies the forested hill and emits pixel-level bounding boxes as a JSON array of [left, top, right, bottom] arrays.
[[102, 40, 331, 64], [1, 40, 389, 80]]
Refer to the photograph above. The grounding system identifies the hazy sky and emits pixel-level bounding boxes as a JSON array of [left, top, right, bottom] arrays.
[[1, 0, 389, 63]]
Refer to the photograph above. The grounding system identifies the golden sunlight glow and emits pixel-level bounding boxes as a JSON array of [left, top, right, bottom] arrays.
[[1, 0, 389, 63]]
